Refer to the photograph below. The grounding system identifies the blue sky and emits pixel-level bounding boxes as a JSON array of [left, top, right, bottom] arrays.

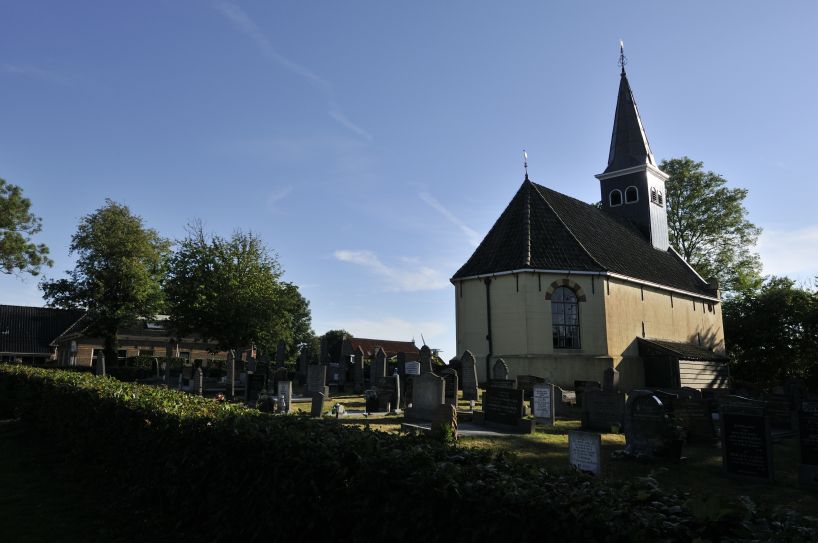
[[2, 1, 817, 358]]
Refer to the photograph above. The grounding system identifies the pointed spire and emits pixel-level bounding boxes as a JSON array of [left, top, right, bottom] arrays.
[[523, 149, 529, 181], [604, 45, 656, 174]]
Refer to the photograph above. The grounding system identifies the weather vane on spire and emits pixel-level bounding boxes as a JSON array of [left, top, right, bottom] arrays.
[[618, 39, 627, 74], [523, 149, 529, 180]]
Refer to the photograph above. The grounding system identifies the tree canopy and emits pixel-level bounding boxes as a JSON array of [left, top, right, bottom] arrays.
[[40, 200, 170, 361], [165, 223, 312, 356], [661, 157, 762, 294], [0, 178, 52, 276]]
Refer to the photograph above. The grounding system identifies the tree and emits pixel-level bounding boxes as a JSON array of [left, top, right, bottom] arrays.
[[165, 223, 310, 357], [322, 329, 352, 363], [723, 277, 818, 388], [660, 157, 763, 294], [40, 200, 170, 362], [0, 178, 52, 276]]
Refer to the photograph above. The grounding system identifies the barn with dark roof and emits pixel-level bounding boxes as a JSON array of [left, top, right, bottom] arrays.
[[451, 58, 727, 390]]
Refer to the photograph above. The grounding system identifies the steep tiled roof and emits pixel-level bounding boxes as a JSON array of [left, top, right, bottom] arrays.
[[349, 338, 420, 359], [0, 305, 84, 355], [451, 179, 716, 298], [638, 338, 727, 361]]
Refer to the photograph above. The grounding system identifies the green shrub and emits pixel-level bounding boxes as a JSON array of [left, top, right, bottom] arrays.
[[0, 364, 814, 542]]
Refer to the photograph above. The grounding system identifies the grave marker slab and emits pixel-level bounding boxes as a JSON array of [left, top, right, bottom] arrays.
[[569, 431, 601, 476], [277, 380, 292, 414], [371, 347, 386, 387], [419, 345, 433, 374], [532, 383, 555, 425], [376, 374, 400, 412], [352, 346, 365, 394], [306, 365, 329, 398], [720, 396, 773, 481], [492, 358, 509, 380], [574, 380, 601, 408], [484, 387, 524, 427], [396, 352, 406, 376], [439, 368, 458, 406], [517, 375, 546, 399], [460, 351, 479, 401], [227, 351, 236, 400], [674, 397, 715, 442], [245, 373, 266, 405], [193, 368, 203, 396], [406, 373, 445, 422], [310, 392, 325, 417], [582, 390, 625, 432], [625, 391, 682, 460]]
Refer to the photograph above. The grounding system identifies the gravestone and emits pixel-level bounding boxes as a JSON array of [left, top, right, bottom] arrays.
[[275, 340, 286, 366], [799, 399, 818, 489], [297, 350, 308, 385], [306, 365, 329, 398], [371, 347, 387, 387], [338, 339, 352, 387], [227, 351, 236, 400], [95, 352, 106, 377], [406, 372, 445, 422], [764, 393, 795, 432], [277, 380, 292, 414], [397, 352, 406, 376], [517, 375, 546, 399], [352, 346, 365, 394], [245, 372, 266, 405], [492, 358, 509, 380], [488, 378, 517, 389], [164, 342, 173, 384], [376, 373, 400, 412], [483, 387, 524, 428], [582, 389, 625, 432], [574, 380, 601, 408], [439, 368, 458, 406], [569, 431, 601, 476], [602, 367, 619, 392], [405, 361, 421, 376], [310, 392, 325, 417], [448, 356, 462, 389], [246, 356, 257, 374], [364, 390, 379, 413], [532, 383, 555, 425], [432, 404, 458, 440], [272, 367, 288, 391], [625, 391, 682, 460], [193, 368, 203, 396], [554, 386, 577, 417], [674, 397, 715, 442], [319, 336, 328, 366], [652, 390, 678, 413], [460, 350, 479, 401], [419, 345, 433, 374], [720, 396, 773, 481]]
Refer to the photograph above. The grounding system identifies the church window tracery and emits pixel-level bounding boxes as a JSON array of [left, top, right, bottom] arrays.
[[552, 286, 581, 349]]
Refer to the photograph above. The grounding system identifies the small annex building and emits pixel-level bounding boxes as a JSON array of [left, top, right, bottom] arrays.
[[451, 59, 727, 391]]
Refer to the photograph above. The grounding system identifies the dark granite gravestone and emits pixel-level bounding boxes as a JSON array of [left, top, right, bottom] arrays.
[[245, 373, 266, 405], [569, 431, 601, 476], [306, 365, 329, 398], [277, 380, 292, 414], [227, 350, 236, 400], [673, 397, 715, 442], [352, 346, 365, 394], [371, 347, 387, 387], [319, 335, 328, 366], [492, 358, 509, 380], [246, 356, 257, 374], [448, 356, 462, 389], [310, 392, 326, 417], [487, 378, 517, 389], [419, 345, 433, 374], [406, 372, 445, 421], [337, 339, 352, 387], [799, 399, 818, 489], [764, 393, 795, 432], [460, 350, 479, 401], [574, 380, 601, 408], [652, 390, 678, 413], [624, 391, 683, 460], [517, 375, 546, 399], [272, 367, 287, 392], [376, 373, 400, 412], [554, 386, 577, 417], [677, 387, 703, 400], [439, 368, 458, 406], [532, 383, 555, 425], [275, 340, 286, 366], [95, 352, 106, 377], [720, 396, 773, 481], [297, 349, 308, 386], [193, 368, 203, 396], [396, 352, 406, 376], [602, 367, 619, 392], [582, 389, 625, 432], [484, 387, 525, 427], [403, 375, 415, 408]]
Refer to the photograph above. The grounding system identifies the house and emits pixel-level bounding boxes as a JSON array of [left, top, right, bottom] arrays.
[[451, 58, 727, 391], [0, 305, 84, 364], [345, 337, 420, 360]]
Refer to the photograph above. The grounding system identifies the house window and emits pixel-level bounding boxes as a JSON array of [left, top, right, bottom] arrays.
[[552, 286, 581, 349], [139, 349, 155, 357], [625, 186, 638, 203], [609, 189, 623, 207]]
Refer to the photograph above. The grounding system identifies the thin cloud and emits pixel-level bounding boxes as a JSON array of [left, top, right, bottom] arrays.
[[419, 192, 482, 247], [758, 225, 818, 279], [266, 185, 293, 211], [334, 249, 448, 292], [214, 1, 372, 141], [2, 63, 73, 86]]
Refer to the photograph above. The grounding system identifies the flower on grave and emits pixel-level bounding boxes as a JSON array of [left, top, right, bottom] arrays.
[[215, 393, 225, 402]]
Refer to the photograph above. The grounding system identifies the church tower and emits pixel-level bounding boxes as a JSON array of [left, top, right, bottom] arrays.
[[595, 45, 670, 251]]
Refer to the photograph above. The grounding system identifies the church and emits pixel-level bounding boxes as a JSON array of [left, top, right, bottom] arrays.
[[451, 53, 728, 392]]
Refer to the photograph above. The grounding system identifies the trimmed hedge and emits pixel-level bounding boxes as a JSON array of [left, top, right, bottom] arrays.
[[1, 365, 815, 542]]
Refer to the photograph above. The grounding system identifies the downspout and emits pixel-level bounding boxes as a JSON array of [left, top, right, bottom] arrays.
[[484, 277, 493, 383]]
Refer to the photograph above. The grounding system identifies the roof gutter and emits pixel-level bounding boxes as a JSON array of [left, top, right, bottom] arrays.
[[451, 268, 720, 303]]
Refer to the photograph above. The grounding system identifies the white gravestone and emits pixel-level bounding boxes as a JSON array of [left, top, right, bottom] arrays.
[[569, 431, 601, 476], [532, 383, 555, 425]]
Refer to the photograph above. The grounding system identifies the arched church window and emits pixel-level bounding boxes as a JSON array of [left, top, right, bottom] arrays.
[[552, 287, 581, 349], [625, 186, 638, 203], [609, 189, 623, 207], [650, 187, 657, 203]]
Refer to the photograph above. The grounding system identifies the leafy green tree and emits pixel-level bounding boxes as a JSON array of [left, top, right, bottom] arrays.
[[165, 223, 310, 357], [322, 329, 352, 363], [40, 200, 170, 362], [660, 157, 763, 294], [0, 178, 52, 276], [723, 277, 818, 388]]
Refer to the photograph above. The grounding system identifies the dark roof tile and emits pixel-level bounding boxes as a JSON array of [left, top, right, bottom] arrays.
[[0, 305, 84, 355]]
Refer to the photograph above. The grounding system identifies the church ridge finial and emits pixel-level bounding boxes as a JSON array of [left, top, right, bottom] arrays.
[[523, 149, 529, 181], [618, 39, 627, 75]]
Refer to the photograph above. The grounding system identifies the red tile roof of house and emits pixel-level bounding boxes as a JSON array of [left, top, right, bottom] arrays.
[[349, 337, 420, 358]]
